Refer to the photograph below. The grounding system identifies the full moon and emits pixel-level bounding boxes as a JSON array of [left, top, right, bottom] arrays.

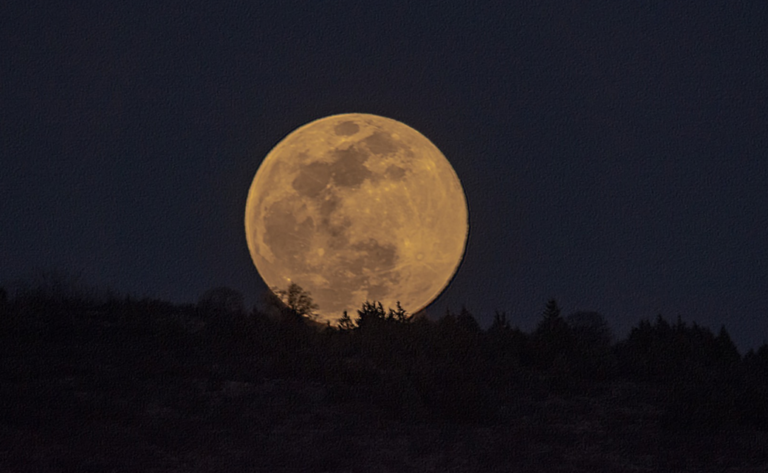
[[245, 113, 468, 323]]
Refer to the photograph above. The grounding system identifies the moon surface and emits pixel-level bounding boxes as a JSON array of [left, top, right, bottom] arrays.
[[245, 113, 468, 322]]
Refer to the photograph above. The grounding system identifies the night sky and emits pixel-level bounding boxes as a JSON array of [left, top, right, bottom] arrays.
[[2, 2, 767, 351]]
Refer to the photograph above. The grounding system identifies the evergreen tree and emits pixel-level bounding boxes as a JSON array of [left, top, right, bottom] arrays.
[[566, 311, 615, 380], [533, 299, 573, 371], [356, 301, 386, 328], [387, 302, 411, 323], [535, 299, 568, 336], [438, 308, 457, 330], [456, 305, 480, 333], [544, 298, 561, 318], [655, 313, 671, 335], [566, 311, 612, 345], [337, 310, 356, 331], [715, 325, 740, 363], [489, 310, 511, 332]]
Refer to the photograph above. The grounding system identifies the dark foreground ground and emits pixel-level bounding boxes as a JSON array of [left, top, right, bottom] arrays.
[[1, 301, 767, 472], [3, 376, 768, 473], [2, 343, 767, 472]]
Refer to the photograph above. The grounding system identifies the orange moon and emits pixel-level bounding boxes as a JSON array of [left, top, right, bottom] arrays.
[[244, 113, 468, 322]]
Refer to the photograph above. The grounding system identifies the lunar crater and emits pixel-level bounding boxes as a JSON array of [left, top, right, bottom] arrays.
[[334, 121, 360, 136]]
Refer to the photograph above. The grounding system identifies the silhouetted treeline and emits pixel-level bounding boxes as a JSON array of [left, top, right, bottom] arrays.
[[1, 281, 767, 431]]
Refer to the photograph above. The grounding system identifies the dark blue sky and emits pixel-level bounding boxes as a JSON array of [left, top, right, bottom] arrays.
[[2, 1, 767, 351]]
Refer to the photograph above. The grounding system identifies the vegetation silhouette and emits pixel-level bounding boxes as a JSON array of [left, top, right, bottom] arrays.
[[1, 276, 768, 470], [268, 282, 320, 324]]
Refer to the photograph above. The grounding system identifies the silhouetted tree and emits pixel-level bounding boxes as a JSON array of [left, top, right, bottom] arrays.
[[483, 310, 528, 374], [618, 314, 745, 386], [715, 325, 740, 364], [533, 299, 573, 372], [23, 269, 99, 307], [536, 298, 566, 335], [356, 301, 387, 329], [354, 301, 417, 368], [566, 311, 611, 346], [659, 326, 764, 432], [437, 308, 457, 331], [270, 283, 319, 322], [655, 313, 672, 335], [198, 286, 245, 320], [488, 310, 511, 333], [745, 342, 768, 377], [616, 315, 675, 381], [456, 305, 480, 333], [387, 302, 411, 323], [566, 311, 616, 380], [432, 307, 481, 367], [337, 310, 356, 331]]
